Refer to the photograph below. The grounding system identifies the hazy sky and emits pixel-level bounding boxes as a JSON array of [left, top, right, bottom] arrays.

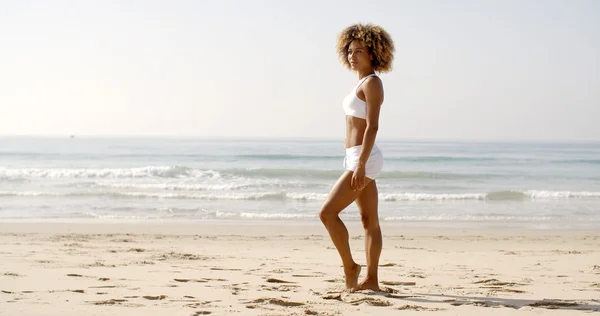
[[1, 0, 599, 141]]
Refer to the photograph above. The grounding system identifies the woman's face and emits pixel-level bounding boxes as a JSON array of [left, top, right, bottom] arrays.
[[347, 40, 373, 71]]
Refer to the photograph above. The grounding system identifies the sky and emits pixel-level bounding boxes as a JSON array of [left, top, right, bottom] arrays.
[[1, 0, 599, 141]]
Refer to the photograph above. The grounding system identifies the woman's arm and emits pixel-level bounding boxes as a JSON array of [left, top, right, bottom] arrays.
[[358, 77, 383, 166]]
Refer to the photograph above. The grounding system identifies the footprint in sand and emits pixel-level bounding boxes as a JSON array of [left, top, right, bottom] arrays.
[[324, 278, 344, 283], [64, 243, 84, 248], [406, 273, 425, 279], [143, 295, 167, 300], [474, 279, 524, 286], [153, 252, 210, 261], [84, 261, 116, 268], [89, 299, 127, 305], [260, 284, 299, 292], [323, 288, 411, 301], [385, 293, 416, 299], [342, 295, 393, 307], [487, 288, 526, 294], [266, 278, 295, 284], [381, 281, 416, 286], [223, 284, 249, 296], [529, 299, 579, 309], [321, 293, 342, 301], [69, 274, 115, 281], [184, 300, 221, 308], [111, 238, 134, 243], [243, 297, 305, 308], [191, 312, 211, 315], [89, 285, 119, 289], [397, 304, 445, 311], [174, 278, 208, 283], [450, 300, 517, 308], [474, 278, 527, 293]]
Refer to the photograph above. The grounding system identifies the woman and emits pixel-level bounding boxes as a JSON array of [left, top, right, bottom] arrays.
[[319, 23, 394, 292]]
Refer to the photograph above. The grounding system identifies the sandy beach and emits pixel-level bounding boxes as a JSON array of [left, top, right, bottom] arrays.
[[1, 221, 599, 315]]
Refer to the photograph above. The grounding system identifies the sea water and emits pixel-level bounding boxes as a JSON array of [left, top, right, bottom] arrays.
[[1, 136, 599, 229]]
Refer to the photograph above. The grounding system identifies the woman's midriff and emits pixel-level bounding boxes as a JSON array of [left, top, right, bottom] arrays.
[[344, 116, 367, 148]]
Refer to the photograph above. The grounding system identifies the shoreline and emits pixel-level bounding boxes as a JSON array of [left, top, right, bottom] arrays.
[[1, 220, 598, 235]]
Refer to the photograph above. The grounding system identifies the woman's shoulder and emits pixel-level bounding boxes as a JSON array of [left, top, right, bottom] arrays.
[[362, 75, 383, 92]]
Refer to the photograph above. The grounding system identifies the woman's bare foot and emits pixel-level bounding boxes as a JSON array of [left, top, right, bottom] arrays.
[[344, 263, 361, 290], [357, 277, 380, 291]]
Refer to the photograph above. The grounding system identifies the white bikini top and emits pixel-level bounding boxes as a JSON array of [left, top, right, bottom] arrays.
[[342, 74, 378, 119]]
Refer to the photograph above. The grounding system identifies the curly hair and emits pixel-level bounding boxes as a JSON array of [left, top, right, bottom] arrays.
[[336, 23, 395, 73]]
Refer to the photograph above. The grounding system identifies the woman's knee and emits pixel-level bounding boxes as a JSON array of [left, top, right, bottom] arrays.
[[319, 205, 338, 223], [360, 212, 380, 230]]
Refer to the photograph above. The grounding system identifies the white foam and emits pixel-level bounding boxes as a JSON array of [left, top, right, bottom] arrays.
[[381, 193, 485, 201], [0, 191, 313, 201], [525, 190, 600, 199], [0, 166, 215, 179], [382, 215, 558, 221], [285, 192, 328, 200], [239, 212, 317, 219], [93, 182, 253, 191]]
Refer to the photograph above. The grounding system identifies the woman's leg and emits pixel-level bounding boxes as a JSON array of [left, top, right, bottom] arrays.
[[355, 179, 382, 291], [319, 171, 372, 289]]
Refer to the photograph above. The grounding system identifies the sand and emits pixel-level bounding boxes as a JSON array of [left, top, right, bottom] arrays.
[[1, 221, 599, 315]]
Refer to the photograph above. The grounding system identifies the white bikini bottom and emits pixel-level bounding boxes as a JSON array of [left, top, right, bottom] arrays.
[[343, 144, 383, 180]]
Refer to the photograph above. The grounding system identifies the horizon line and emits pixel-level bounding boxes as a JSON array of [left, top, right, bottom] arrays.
[[1, 134, 599, 143]]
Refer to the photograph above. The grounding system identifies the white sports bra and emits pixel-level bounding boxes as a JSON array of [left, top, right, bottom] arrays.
[[342, 74, 378, 119]]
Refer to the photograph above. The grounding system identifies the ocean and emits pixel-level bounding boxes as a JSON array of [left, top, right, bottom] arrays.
[[1, 136, 599, 229]]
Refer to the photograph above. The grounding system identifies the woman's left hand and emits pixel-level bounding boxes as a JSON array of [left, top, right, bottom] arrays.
[[351, 166, 366, 191]]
